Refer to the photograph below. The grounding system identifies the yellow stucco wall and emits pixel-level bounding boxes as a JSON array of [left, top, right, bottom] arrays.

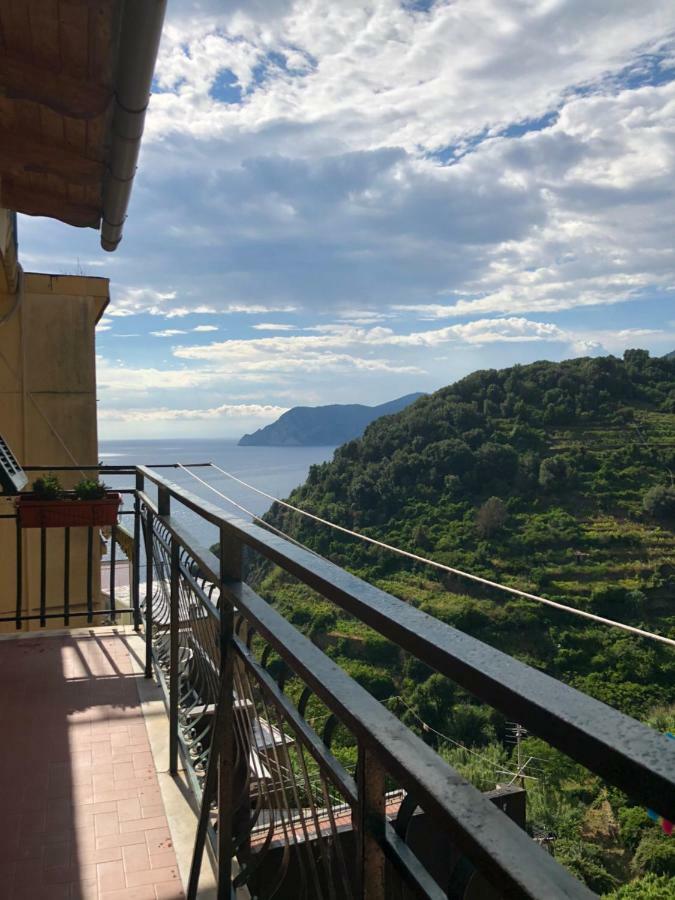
[[0, 270, 109, 631]]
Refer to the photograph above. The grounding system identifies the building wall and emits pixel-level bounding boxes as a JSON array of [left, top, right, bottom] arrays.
[[0, 270, 109, 631]]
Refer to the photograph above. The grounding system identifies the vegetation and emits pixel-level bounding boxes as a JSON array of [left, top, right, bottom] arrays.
[[244, 351, 674, 894], [73, 478, 109, 500], [30, 474, 110, 500], [31, 472, 63, 499]]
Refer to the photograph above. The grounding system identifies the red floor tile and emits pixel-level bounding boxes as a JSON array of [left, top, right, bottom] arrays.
[[0, 631, 184, 899]]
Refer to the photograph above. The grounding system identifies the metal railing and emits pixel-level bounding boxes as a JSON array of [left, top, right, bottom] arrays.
[[135, 465, 675, 900], [0, 465, 139, 629], [2, 462, 674, 897]]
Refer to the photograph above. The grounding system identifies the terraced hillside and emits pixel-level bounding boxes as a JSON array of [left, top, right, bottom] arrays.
[[251, 351, 675, 896]]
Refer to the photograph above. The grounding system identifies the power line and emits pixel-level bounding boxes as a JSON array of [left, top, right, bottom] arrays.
[[176, 464, 320, 559], [390, 695, 529, 781], [194, 463, 675, 650]]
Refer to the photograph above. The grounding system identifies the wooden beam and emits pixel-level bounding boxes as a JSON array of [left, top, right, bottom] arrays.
[[0, 178, 100, 229], [0, 130, 104, 186], [0, 208, 19, 293], [0, 55, 112, 120]]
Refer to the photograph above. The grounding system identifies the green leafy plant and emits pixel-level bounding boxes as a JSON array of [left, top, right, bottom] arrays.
[[642, 484, 675, 522], [632, 832, 675, 878], [607, 874, 675, 898], [73, 478, 109, 500], [31, 472, 63, 499]]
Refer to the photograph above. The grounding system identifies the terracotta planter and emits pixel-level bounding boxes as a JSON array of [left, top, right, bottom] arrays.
[[17, 493, 121, 529]]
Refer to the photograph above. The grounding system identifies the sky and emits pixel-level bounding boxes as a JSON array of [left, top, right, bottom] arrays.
[[17, 0, 675, 440]]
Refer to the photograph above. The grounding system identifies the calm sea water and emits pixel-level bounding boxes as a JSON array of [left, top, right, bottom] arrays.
[[99, 439, 336, 552]]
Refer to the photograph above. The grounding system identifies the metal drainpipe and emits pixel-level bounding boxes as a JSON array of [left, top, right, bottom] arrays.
[[100, 0, 167, 252]]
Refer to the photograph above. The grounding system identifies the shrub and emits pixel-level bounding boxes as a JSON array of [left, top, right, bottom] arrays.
[[31, 472, 62, 499], [539, 456, 571, 489], [73, 478, 109, 500], [475, 496, 508, 537], [642, 485, 675, 522], [553, 838, 617, 893], [587, 586, 645, 617], [619, 806, 651, 851], [607, 874, 675, 898], [632, 832, 675, 877], [451, 704, 496, 746]]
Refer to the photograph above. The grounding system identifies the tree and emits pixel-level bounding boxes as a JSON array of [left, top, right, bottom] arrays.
[[642, 485, 675, 523], [539, 456, 570, 490], [476, 497, 507, 537]]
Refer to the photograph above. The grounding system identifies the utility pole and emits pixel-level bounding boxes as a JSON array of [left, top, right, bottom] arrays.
[[506, 723, 528, 788]]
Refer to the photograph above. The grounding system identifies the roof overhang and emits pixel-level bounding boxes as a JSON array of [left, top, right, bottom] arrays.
[[0, 0, 166, 252]]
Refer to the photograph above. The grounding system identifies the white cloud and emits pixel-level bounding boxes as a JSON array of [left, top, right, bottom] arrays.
[[150, 328, 189, 337], [108, 287, 296, 318], [108, 288, 178, 317], [151, 325, 221, 336], [151, 1, 673, 157], [16, 1, 675, 440], [173, 317, 570, 365], [98, 403, 288, 423], [96, 358, 220, 392]]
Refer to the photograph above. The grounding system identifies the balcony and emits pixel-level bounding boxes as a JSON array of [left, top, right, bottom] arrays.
[[1, 463, 673, 899]]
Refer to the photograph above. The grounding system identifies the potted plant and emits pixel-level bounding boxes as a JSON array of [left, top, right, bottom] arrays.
[[17, 473, 121, 528]]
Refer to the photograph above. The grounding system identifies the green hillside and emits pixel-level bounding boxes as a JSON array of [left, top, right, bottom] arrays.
[[253, 351, 675, 896]]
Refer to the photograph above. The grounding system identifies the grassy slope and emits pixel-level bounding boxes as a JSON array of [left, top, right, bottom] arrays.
[[250, 352, 675, 895]]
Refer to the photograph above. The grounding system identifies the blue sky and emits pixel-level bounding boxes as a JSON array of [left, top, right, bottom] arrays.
[[16, 0, 675, 439]]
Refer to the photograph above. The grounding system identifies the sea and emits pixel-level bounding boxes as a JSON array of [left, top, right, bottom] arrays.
[[99, 439, 336, 554]]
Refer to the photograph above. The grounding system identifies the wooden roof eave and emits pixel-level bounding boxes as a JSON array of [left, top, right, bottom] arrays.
[[0, 0, 121, 232]]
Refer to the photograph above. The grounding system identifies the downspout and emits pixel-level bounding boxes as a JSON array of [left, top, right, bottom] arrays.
[[100, 0, 167, 252]]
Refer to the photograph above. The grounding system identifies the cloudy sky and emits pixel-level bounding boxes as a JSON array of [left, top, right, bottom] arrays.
[[17, 0, 675, 439]]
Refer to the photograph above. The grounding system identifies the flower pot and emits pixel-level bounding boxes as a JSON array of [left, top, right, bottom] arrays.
[[17, 493, 121, 529]]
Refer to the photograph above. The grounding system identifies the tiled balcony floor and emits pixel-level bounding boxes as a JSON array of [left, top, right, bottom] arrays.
[[0, 629, 185, 899]]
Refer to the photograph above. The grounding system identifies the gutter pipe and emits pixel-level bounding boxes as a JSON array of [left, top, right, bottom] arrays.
[[101, 0, 167, 252]]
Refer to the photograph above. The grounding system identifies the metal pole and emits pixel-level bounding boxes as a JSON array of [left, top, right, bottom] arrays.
[[39, 527, 46, 627], [15, 516, 22, 629], [169, 534, 179, 775], [109, 524, 116, 623], [86, 526, 93, 624], [216, 527, 240, 898], [144, 508, 154, 678], [63, 527, 70, 627], [132, 470, 143, 630], [356, 744, 386, 900], [187, 527, 241, 899]]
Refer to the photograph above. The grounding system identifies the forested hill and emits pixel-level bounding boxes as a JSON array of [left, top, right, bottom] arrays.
[[257, 351, 675, 894], [256, 352, 675, 894], [270, 351, 674, 544], [264, 349, 675, 721], [238, 392, 423, 446]]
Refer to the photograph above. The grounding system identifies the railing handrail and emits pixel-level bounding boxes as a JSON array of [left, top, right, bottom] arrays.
[[140, 481, 592, 898], [137, 466, 675, 825], [140, 492, 589, 896], [5, 460, 673, 895], [226, 578, 593, 899]]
